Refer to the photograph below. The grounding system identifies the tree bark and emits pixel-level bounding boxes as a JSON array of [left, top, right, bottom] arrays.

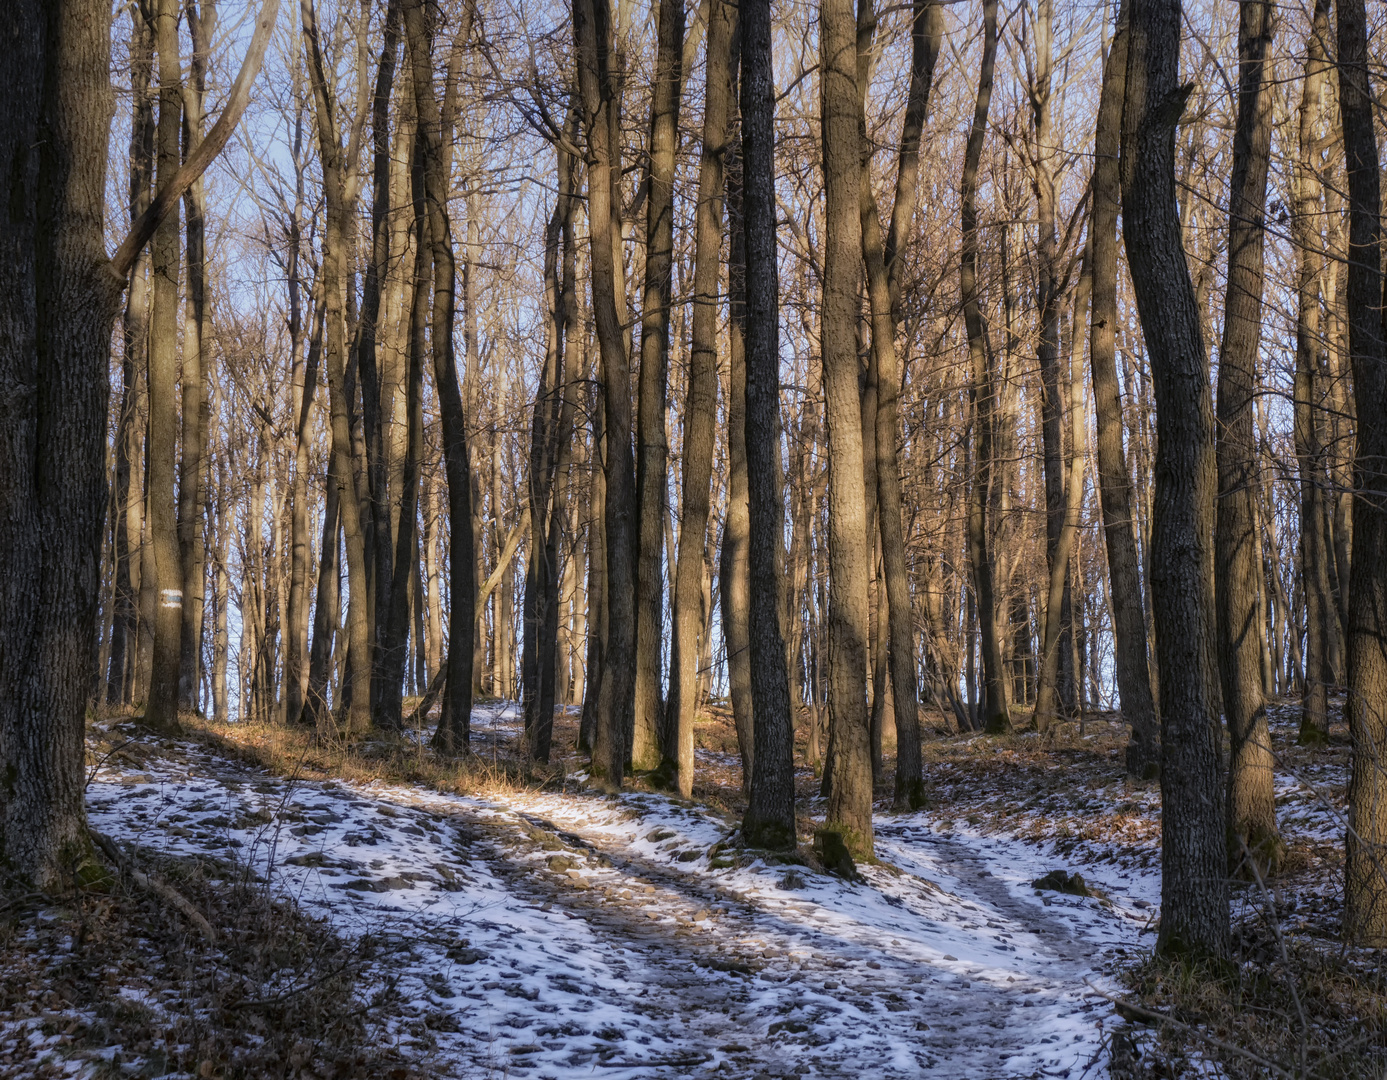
[[143, 0, 185, 733], [961, 0, 1009, 736], [575, 0, 638, 788], [856, 0, 941, 810], [1088, 0, 1159, 777], [1337, 0, 1387, 946], [740, 0, 796, 851], [821, 0, 874, 857], [403, 0, 477, 757], [1120, 0, 1228, 960], [1216, 0, 1279, 875], [631, 0, 685, 772], [109, 0, 155, 708], [670, 0, 735, 796], [1292, 0, 1333, 746], [720, 71, 755, 790], [302, 0, 372, 734]]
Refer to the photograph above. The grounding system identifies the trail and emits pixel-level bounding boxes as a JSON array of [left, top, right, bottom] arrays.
[[87, 714, 1156, 1079]]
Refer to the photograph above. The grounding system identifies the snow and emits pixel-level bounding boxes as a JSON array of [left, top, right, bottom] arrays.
[[79, 707, 1166, 1079]]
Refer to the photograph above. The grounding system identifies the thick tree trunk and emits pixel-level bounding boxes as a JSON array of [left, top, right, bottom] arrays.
[[144, 0, 184, 733], [1121, 0, 1228, 960], [1338, 0, 1387, 946], [0, 0, 122, 887], [1217, 0, 1279, 875], [631, 0, 685, 772], [740, 0, 796, 851], [821, 0, 874, 858], [671, 0, 736, 796]]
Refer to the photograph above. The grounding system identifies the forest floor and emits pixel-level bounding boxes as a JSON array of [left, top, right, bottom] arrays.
[[1, 698, 1376, 1078]]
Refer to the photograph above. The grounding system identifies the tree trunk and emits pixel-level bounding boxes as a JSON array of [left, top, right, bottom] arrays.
[[821, 0, 874, 858], [720, 75, 755, 791], [575, 0, 637, 789], [177, 1, 217, 716], [960, 0, 1008, 736], [109, 0, 155, 708], [739, 0, 796, 851], [1088, 0, 1159, 777], [402, 0, 476, 756], [1293, 0, 1333, 746], [0, 0, 122, 886], [1120, 0, 1228, 960], [144, 0, 184, 733], [631, 0, 685, 772], [1338, 0, 1387, 946], [302, 0, 372, 734], [856, 0, 940, 811], [672, 0, 736, 796], [1216, 0, 1279, 875]]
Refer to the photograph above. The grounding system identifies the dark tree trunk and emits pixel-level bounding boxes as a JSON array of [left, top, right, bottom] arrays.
[[0, 0, 122, 887], [740, 0, 796, 851], [358, 0, 401, 725], [401, 0, 476, 756], [177, 1, 216, 716], [1121, 0, 1228, 960], [1337, 0, 1387, 946]]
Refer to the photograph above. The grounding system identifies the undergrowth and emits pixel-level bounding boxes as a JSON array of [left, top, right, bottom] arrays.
[[0, 845, 420, 1079]]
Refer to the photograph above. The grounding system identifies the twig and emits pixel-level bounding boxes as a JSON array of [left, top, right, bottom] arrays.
[[1084, 981, 1296, 1080], [90, 830, 217, 943], [85, 738, 138, 790]]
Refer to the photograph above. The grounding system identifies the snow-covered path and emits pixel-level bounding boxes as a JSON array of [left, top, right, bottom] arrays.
[[87, 722, 1156, 1079]]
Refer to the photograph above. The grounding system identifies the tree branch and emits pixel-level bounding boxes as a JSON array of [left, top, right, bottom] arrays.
[[108, 0, 281, 283]]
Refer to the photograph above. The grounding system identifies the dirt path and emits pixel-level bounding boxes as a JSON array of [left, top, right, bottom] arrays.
[[88, 736, 1131, 1079]]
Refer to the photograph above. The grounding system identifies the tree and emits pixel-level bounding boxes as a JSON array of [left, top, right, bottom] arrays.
[[855, 0, 943, 810], [961, 0, 1009, 737], [0, 0, 277, 889], [1216, 0, 1279, 875], [575, 0, 638, 789], [671, 0, 737, 796], [740, 0, 796, 850], [820, 0, 875, 857], [1338, 0, 1387, 946], [1120, 0, 1228, 960], [1088, 0, 1159, 779]]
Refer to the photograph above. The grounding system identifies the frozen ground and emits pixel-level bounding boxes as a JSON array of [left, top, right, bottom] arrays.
[[76, 705, 1170, 1080]]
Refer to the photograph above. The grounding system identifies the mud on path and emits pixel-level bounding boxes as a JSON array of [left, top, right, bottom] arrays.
[[87, 727, 1145, 1079]]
